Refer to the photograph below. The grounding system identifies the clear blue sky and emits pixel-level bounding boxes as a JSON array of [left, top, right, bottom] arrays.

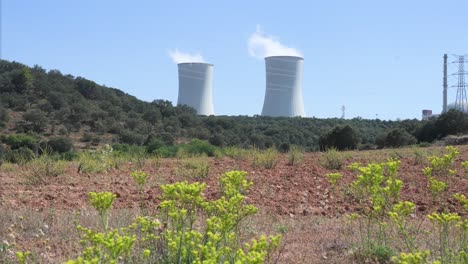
[[3, 0, 468, 120]]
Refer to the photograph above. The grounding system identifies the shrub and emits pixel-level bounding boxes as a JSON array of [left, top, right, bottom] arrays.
[[0, 107, 9, 127], [60, 151, 79, 161], [224, 146, 251, 161], [7, 147, 35, 164], [153, 145, 178, 158], [4, 134, 38, 151], [412, 147, 427, 165], [0, 144, 8, 165], [77, 145, 113, 173], [119, 130, 145, 145], [278, 142, 290, 153], [20, 152, 66, 185], [252, 147, 279, 169], [186, 139, 217, 156], [287, 145, 304, 166], [46, 137, 73, 153], [321, 148, 343, 170], [145, 139, 166, 154]]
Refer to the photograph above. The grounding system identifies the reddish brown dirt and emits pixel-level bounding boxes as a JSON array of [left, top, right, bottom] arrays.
[[0, 146, 467, 216], [1, 146, 467, 263]]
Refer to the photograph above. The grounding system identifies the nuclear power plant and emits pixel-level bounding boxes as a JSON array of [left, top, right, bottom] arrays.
[[177, 62, 215, 116], [261, 56, 306, 117]]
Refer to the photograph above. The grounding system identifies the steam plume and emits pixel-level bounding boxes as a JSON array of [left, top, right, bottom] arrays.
[[248, 26, 302, 59], [169, 49, 205, 63]]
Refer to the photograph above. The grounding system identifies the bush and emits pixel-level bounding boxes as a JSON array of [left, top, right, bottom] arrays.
[[182, 139, 217, 157], [321, 147, 343, 170], [0, 144, 8, 163], [223, 146, 251, 161], [77, 146, 114, 173], [20, 152, 66, 185], [288, 145, 304, 166], [278, 142, 290, 153], [60, 151, 79, 161], [208, 133, 226, 147], [0, 106, 9, 127], [252, 147, 279, 169], [146, 139, 166, 154], [7, 147, 35, 164], [111, 143, 131, 153], [153, 145, 179, 158], [118, 130, 145, 145], [4, 134, 38, 151], [319, 125, 361, 151], [47, 137, 73, 153]]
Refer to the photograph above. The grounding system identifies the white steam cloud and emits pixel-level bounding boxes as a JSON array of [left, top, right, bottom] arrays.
[[248, 26, 302, 59], [168, 49, 205, 63]]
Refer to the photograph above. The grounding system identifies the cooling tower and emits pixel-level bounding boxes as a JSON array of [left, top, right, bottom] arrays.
[[261, 56, 305, 117], [177, 63, 214, 115]]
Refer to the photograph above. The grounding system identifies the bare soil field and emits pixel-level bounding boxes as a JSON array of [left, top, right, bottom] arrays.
[[0, 146, 467, 263]]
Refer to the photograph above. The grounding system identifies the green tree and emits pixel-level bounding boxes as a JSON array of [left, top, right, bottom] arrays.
[[434, 109, 468, 139], [319, 125, 361, 150], [382, 128, 417, 148], [22, 109, 48, 133], [11, 68, 33, 93]]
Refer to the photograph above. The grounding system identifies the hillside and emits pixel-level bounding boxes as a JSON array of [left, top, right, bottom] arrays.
[[0, 60, 463, 153]]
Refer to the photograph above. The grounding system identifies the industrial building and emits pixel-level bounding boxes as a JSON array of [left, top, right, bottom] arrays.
[[177, 62, 215, 115], [261, 56, 306, 117]]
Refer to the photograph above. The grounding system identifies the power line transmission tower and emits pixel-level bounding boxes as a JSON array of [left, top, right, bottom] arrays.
[[341, 105, 345, 119], [452, 55, 468, 112]]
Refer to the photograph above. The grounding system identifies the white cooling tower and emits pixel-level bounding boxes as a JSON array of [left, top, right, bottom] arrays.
[[261, 56, 305, 117], [177, 63, 214, 115]]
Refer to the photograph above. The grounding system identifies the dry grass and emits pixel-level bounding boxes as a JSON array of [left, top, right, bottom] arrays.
[[0, 208, 140, 263]]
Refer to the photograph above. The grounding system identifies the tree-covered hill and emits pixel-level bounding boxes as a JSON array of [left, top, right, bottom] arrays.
[[0, 59, 466, 152]]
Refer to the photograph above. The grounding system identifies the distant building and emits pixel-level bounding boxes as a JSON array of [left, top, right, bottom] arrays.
[[261, 56, 305, 117], [422, 109, 433, 120], [177, 62, 215, 115]]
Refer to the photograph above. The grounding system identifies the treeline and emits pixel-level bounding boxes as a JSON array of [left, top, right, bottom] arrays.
[[0, 59, 467, 154]]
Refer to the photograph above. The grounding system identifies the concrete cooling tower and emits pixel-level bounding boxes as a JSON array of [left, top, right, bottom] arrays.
[[177, 63, 214, 115], [261, 56, 305, 117]]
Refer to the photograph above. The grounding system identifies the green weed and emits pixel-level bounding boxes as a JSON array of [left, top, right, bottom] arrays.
[[68, 171, 281, 263]]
